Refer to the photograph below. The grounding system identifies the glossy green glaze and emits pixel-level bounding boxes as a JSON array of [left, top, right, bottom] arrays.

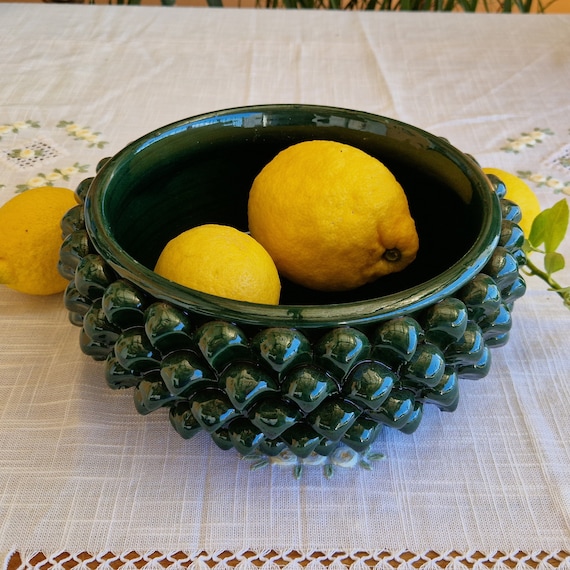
[[59, 104, 527, 462]]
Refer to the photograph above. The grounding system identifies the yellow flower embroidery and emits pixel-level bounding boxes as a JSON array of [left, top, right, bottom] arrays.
[[61, 166, 79, 176], [517, 170, 570, 195], [0, 119, 40, 140], [16, 162, 89, 193], [501, 128, 554, 153], [18, 148, 37, 159], [57, 120, 108, 149], [26, 176, 46, 188]]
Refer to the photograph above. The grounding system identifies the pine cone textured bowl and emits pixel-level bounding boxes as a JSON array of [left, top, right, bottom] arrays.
[[59, 104, 526, 462]]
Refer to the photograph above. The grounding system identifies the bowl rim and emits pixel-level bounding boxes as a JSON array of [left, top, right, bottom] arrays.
[[85, 103, 501, 329]]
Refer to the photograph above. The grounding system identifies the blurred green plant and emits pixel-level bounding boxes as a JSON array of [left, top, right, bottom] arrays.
[[206, 0, 557, 11], [102, 0, 176, 5], [524, 199, 570, 308], [102, 0, 557, 13]]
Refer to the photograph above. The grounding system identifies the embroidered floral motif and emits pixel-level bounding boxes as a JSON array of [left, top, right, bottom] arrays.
[[1, 137, 66, 171], [0, 120, 40, 141], [501, 128, 554, 153], [8, 148, 43, 160], [57, 120, 108, 149], [517, 170, 570, 195], [16, 163, 89, 193], [0, 118, 107, 194]]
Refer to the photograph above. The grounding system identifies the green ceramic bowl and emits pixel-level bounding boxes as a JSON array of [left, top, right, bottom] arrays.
[[59, 104, 526, 465]]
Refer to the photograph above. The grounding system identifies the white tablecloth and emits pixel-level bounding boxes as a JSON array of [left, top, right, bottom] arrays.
[[1, 5, 570, 570]]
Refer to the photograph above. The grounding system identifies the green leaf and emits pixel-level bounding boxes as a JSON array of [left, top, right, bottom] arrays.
[[529, 199, 569, 252], [528, 214, 547, 248], [544, 252, 565, 275], [545, 199, 569, 252]]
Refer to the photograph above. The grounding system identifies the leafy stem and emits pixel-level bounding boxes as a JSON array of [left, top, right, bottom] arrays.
[[523, 256, 570, 304], [522, 198, 570, 308]]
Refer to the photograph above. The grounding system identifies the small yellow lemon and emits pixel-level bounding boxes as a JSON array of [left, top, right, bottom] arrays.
[[248, 140, 419, 292], [0, 186, 77, 295], [154, 224, 281, 305], [483, 167, 541, 236]]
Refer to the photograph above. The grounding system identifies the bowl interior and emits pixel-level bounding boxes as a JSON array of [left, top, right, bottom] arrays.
[[86, 105, 500, 327]]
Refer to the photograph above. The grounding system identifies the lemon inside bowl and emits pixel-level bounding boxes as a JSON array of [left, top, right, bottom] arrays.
[[59, 104, 527, 462]]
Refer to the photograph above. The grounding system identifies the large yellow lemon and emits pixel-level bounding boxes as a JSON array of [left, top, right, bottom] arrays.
[[154, 224, 281, 305], [0, 186, 77, 295], [483, 167, 541, 236], [248, 140, 419, 292]]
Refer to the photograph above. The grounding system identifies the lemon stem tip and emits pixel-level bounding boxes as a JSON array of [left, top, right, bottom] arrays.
[[383, 248, 402, 263]]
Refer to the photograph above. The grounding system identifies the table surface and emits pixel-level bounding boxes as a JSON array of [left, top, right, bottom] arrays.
[[1, 4, 570, 570]]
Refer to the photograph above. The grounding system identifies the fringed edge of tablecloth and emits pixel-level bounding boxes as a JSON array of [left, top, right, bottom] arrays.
[[3, 549, 570, 570]]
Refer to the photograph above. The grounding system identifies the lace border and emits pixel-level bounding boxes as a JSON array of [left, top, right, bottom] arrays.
[[4, 550, 570, 570]]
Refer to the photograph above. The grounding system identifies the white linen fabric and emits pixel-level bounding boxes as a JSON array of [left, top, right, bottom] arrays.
[[1, 5, 570, 569]]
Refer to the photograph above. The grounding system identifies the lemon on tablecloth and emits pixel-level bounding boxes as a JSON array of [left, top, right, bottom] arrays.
[[154, 224, 281, 305], [248, 140, 419, 292], [483, 167, 541, 236], [0, 186, 77, 295]]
